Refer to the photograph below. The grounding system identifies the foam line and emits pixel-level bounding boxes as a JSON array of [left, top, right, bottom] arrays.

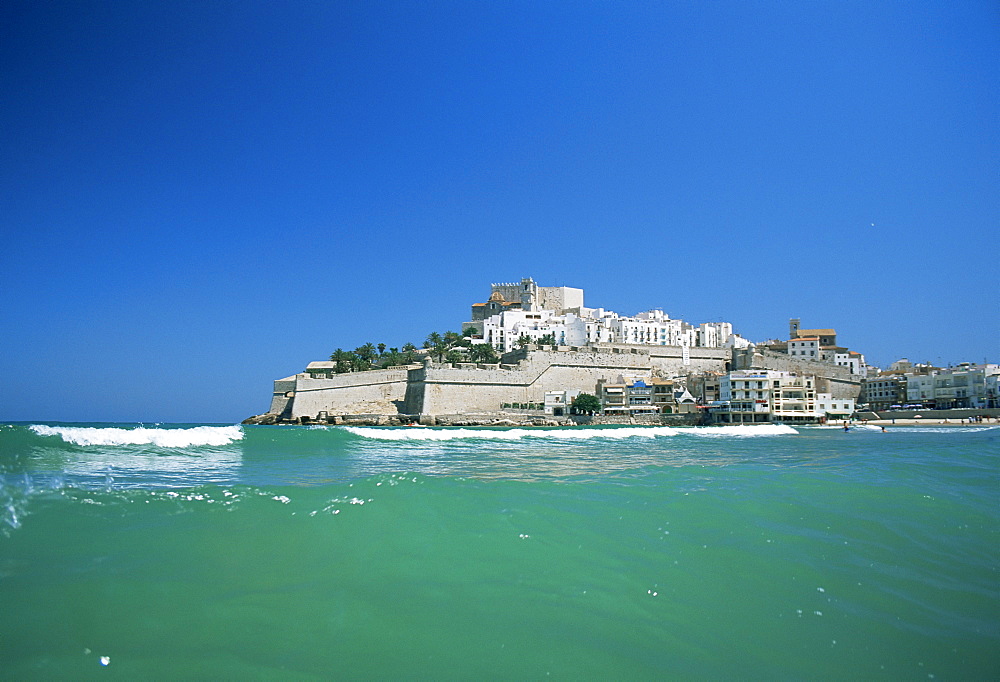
[[30, 425, 245, 448], [343, 424, 797, 441]]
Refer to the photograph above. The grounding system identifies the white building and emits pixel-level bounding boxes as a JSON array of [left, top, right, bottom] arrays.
[[905, 374, 937, 407], [479, 296, 748, 353], [928, 364, 1000, 409], [815, 393, 856, 419], [713, 370, 824, 423], [544, 389, 581, 417], [788, 337, 820, 360]]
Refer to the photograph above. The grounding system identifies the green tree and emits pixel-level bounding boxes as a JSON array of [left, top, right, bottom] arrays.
[[377, 343, 386, 357], [357, 343, 377, 366], [432, 341, 449, 362], [445, 349, 464, 365], [469, 344, 499, 363], [401, 343, 417, 363], [330, 348, 351, 373], [351, 346, 371, 372], [571, 393, 602, 415], [517, 334, 533, 348], [463, 326, 479, 338], [539, 333, 556, 346]]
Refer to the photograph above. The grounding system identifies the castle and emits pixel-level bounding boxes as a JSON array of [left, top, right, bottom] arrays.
[[247, 278, 864, 425]]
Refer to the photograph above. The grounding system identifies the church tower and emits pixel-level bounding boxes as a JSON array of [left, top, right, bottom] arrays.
[[789, 318, 800, 339], [520, 277, 538, 312]]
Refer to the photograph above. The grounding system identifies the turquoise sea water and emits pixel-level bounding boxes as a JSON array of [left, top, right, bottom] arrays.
[[1, 422, 997, 679]]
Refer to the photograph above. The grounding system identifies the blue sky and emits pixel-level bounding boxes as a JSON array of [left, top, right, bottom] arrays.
[[2, 0, 997, 423]]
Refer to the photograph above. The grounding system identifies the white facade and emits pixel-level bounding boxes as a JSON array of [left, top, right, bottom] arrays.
[[834, 351, 867, 377], [716, 370, 823, 422], [903, 364, 1000, 408], [815, 393, 856, 418], [788, 337, 820, 360], [544, 389, 580, 416], [481, 302, 747, 353], [905, 374, 936, 405]]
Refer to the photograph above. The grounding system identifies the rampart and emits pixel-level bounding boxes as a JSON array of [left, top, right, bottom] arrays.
[[253, 344, 859, 421], [408, 346, 730, 414], [274, 367, 416, 419]]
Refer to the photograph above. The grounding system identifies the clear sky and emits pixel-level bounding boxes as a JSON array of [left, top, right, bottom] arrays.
[[2, 1, 997, 423]]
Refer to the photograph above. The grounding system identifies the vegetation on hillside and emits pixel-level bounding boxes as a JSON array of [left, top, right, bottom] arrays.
[[327, 328, 498, 373]]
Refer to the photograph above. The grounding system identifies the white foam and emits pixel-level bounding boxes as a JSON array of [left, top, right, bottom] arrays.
[[30, 425, 245, 448], [689, 424, 798, 437], [343, 423, 797, 441]]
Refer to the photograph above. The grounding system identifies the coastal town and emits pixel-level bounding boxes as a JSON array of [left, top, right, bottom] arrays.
[[245, 278, 999, 426]]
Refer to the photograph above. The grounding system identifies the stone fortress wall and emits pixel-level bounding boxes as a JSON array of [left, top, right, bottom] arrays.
[[266, 344, 734, 420], [268, 367, 415, 420]]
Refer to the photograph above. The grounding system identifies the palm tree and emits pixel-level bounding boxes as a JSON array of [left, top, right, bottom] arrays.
[[539, 333, 556, 346], [517, 334, 532, 348], [426, 332, 442, 348], [330, 348, 351, 373], [357, 343, 377, 365], [445, 349, 464, 365], [432, 341, 449, 362], [469, 344, 499, 363], [349, 351, 368, 372]]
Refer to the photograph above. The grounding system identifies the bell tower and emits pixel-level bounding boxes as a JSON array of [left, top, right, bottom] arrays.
[[520, 277, 538, 312]]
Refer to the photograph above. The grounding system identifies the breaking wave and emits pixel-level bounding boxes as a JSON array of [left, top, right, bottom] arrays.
[[343, 423, 798, 441], [29, 425, 245, 448]]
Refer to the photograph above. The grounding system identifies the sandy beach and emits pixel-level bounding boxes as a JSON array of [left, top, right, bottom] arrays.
[[851, 417, 997, 427]]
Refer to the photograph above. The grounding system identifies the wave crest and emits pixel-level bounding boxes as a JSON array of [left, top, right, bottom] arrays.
[[29, 425, 245, 448], [343, 423, 797, 441]]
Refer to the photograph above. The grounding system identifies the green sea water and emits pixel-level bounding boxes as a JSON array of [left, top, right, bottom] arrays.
[[1, 422, 997, 679]]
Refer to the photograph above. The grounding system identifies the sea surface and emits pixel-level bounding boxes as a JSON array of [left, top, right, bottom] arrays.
[[1, 422, 997, 679]]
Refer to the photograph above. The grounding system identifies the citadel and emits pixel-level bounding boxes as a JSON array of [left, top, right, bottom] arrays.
[[245, 278, 998, 426]]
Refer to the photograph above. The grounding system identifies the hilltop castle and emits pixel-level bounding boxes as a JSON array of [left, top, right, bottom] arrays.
[[246, 278, 866, 425]]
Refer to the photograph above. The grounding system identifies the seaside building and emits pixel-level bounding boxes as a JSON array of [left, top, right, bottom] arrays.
[[596, 375, 695, 416], [916, 364, 1000, 409], [860, 375, 908, 410], [710, 370, 827, 423], [543, 389, 581, 417], [815, 393, 856, 420]]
